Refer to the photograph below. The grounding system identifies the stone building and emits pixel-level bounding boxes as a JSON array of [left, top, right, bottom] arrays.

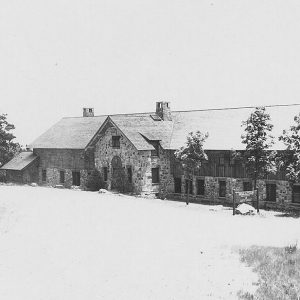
[[1, 101, 300, 209]]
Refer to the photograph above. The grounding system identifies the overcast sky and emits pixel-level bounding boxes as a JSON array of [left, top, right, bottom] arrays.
[[1, 0, 300, 146]]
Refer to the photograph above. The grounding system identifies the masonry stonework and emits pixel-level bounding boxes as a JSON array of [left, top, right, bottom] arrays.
[[94, 122, 172, 195]]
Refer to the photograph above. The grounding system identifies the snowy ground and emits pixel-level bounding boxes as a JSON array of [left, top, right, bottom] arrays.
[[0, 185, 299, 300]]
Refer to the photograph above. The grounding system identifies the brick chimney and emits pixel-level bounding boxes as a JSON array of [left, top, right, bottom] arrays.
[[83, 108, 94, 117], [156, 101, 172, 121]]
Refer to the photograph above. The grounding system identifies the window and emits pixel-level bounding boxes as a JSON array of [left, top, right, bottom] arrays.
[[174, 177, 182, 193], [60, 171, 65, 184], [266, 183, 276, 202], [103, 167, 108, 182], [72, 171, 80, 186], [243, 181, 252, 191], [127, 167, 132, 183], [112, 136, 120, 148], [89, 108, 93, 113], [42, 169, 47, 182], [219, 180, 226, 198], [185, 179, 193, 194], [151, 167, 159, 184], [219, 157, 225, 165], [293, 185, 300, 203], [197, 179, 205, 195]]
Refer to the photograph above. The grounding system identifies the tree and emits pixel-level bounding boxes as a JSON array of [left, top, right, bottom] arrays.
[[240, 107, 276, 209], [278, 113, 300, 183], [0, 114, 21, 167], [175, 131, 208, 205]]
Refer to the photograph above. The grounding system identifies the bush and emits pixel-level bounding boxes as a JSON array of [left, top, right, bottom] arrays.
[[0, 171, 6, 183], [86, 169, 105, 191]]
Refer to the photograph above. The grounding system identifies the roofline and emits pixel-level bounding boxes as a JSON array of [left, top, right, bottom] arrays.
[[0, 155, 38, 171], [61, 103, 300, 119], [85, 116, 141, 151]]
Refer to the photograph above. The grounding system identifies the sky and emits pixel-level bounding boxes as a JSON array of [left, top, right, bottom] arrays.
[[1, 0, 300, 146]]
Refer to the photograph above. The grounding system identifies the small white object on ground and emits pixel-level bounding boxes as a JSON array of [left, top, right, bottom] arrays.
[[31, 183, 37, 187], [98, 188, 111, 194], [209, 205, 224, 211], [236, 203, 257, 215]]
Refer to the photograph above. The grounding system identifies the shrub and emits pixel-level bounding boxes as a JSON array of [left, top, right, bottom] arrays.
[[0, 171, 6, 183], [86, 169, 105, 191]]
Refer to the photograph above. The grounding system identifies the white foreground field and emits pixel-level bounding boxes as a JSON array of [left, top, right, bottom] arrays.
[[0, 185, 299, 300]]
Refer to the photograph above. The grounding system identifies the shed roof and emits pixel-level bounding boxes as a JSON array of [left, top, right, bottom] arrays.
[[0, 152, 38, 171]]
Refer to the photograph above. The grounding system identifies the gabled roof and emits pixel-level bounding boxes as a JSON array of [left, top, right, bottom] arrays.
[[0, 152, 38, 171], [28, 104, 300, 151], [30, 116, 107, 149], [110, 114, 173, 150]]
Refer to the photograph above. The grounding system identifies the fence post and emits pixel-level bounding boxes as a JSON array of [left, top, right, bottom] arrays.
[[256, 189, 259, 213], [233, 189, 235, 215]]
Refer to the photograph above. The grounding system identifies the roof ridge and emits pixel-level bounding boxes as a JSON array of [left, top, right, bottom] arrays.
[[172, 103, 300, 113], [62, 103, 300, 119]]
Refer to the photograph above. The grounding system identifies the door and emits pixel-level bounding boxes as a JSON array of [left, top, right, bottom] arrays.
[[266, 183, 276, 202], [72, 171, 80, 186], [111, 156, 125, 192]]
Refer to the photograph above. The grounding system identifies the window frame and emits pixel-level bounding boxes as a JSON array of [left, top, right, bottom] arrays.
[[42, 169, 47, 182], [112, 136, 121, 148], [219, 180, 226, 198], [151, 167, 160, 184], [59, 170, 65, 184], [197, 179, 205, 196], [174, 177, 182, 193], [103, 167, 108, 182], [243, 181, 252, 191], [72, 171, 81, 186], [127, 166, 132, 184]]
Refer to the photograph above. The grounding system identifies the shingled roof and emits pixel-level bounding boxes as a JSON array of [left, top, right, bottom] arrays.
[[29, 104, 300, 151], [30, 116, 107, 149], [170, 105, 299, 150], [0, 152, 38, 171]]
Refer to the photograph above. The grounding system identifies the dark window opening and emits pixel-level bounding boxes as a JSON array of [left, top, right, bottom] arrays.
[[89, 108, 93, 113], [151, 167, 159, 184], [219, 157, 225, 165], [112, 136, 120, 148], [127, 167, 132, 183], [174, 177, 182, 193], [266, 183, 276, 202], [293, 185, 300, 203], [197, 179, 205, 195], [219, 180, 226, 198], [243, 181, 252, 191], [185, 179, 193, 194], [42, 169, 47, 182], [103, 167, 108, 182], [72, 171, 80, 186], [60, 171, 65, 184]]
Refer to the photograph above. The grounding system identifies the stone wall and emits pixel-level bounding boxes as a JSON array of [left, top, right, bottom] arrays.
[[34, 148, 93, 189], [168, 175, 294, 208], [38, 167, 88, 189], [94, 122, 172, 195]]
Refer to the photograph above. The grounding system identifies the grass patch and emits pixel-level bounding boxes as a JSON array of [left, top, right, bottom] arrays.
[[238, 244, 300, 300]]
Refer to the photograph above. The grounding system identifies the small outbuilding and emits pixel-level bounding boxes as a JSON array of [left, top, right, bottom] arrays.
[[0, 151, 39, 184]]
